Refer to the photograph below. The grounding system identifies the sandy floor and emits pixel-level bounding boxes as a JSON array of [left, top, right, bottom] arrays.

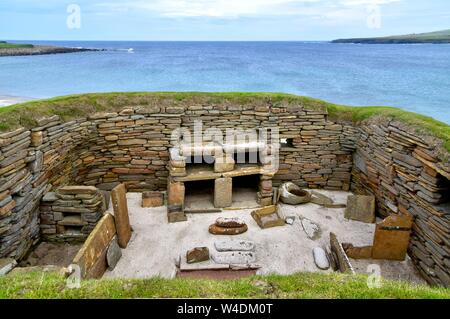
[[105, 191, 424, 284]]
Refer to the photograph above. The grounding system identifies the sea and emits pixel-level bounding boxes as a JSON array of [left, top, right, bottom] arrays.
[[1, 40, 449, 123]]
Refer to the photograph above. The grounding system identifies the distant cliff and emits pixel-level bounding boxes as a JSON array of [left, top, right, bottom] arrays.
[[332, 29, 450, 44], [0, 42, 103, 57]]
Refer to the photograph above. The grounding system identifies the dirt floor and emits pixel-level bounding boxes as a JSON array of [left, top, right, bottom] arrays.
[[104, 191, 425, 284], [21, 242, 82, 268]]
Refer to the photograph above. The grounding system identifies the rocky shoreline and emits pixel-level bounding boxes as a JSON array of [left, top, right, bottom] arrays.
[[0, 45, 103, 57]]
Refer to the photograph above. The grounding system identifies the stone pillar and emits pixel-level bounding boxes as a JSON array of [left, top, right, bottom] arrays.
[[257, 175, 273, 206], [167, 180, 187, 223], [214, 177, 232, 208]]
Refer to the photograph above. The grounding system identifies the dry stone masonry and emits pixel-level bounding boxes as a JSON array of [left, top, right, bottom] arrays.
[[39, 186, 106, 242], [0, 95, 448, 286], [350, 118, 450, 286]]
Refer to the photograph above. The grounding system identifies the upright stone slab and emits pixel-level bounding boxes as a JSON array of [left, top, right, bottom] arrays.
[[329, 232, 355, 274], [73, 214, 116, 279], [111, 184, 132, 248], [168, 181, 185, 207], [372, 214, 413, 261], [167, 181, 187, 223], [344, 195, 376, 223], [214, 177, 232, 208]]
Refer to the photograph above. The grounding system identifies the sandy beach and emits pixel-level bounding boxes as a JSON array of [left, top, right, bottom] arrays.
[[0, 95, 34, 107]]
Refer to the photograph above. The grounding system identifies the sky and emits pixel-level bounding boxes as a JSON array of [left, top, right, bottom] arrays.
[[0, 0, 449, 41]]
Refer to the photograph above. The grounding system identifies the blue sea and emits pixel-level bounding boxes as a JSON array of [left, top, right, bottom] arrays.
[[1, 41, 449, 123]]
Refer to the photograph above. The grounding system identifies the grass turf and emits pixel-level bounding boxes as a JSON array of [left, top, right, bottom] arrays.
[[0, 271, 449, 299], [0, 42, 34, 49], [0, 92, 448, 152]]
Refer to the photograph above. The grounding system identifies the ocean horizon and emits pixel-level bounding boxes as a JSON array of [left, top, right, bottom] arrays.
[[1, 40, 449, 123]]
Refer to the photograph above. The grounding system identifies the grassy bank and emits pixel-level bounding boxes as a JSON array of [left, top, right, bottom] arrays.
[[1, 271, 449, 299], [0, 92, 448, 151], [332, 29, 450, 44], [0, 42, 34, 49]]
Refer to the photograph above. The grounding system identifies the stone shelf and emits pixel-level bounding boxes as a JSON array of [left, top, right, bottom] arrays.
[[59, 215, 88, 227], [173, 164, 263, 182]]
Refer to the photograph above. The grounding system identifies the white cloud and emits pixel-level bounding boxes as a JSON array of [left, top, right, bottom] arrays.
[[97, 0, 318, 17], [341, 0, 402, 5], [96, 0, 403, 18]]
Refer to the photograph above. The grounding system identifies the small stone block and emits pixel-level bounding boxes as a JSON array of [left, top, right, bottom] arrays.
[[168, 211, 187, 223], [214, 178, 232, 208], [251, 205, 285, 229], [142, 191, 164, 208], [214, 155, 235, 173], [209, 224, 248, 235], [186, 247, 210, 264], [215, 217, 246, 228]]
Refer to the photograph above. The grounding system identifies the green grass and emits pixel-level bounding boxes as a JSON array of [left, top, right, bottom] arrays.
[[327, 104, 450, 152], [0, 271, 449, 299], [0, 42, 34, 49], [0, 92, 448, 152], [333, 29, 450, 44]]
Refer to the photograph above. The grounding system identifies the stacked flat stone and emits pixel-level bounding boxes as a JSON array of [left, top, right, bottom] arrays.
[[351, 118, 450, 287], [0, 128, 46, 260], [168, 148, 187, 177], [39, 186, 106, 242]]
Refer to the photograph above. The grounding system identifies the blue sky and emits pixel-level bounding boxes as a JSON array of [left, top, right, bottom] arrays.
[[1, 0, 449, 41]]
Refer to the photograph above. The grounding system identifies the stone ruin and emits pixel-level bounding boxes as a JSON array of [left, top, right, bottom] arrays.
[[0, 95, 449, 285]]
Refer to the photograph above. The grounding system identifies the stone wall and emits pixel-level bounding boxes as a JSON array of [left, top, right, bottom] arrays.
[[81, 103, 354, 192], [1, 96, 449, 287], [0, 117, 95, 260], [350, 117, 450, 286]]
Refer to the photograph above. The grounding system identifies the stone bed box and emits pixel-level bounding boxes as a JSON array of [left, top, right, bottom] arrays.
[[0, 95, 448, 286]]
